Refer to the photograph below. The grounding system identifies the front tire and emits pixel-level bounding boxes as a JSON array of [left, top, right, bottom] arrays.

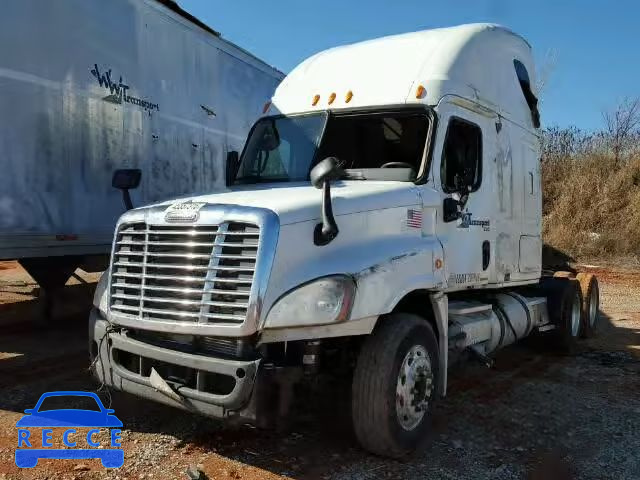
[[351, 313, 439, 458]]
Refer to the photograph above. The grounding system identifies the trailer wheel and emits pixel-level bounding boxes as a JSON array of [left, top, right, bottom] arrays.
[[351, 313, 439, 458], [541, 277, 583, 352], [576, 273, 599, 338]]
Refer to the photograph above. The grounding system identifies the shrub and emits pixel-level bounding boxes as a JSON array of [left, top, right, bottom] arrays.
[[542, 144, 640, 260]]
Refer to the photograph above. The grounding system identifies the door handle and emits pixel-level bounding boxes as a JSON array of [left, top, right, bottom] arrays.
[[482, 241, 490, 270], [529, 171, 534, 194]]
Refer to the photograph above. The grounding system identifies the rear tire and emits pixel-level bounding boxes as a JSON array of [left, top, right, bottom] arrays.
[[576, 273, 599, 338], [541, 277, 583, 352], [352, 313, 439, 458]]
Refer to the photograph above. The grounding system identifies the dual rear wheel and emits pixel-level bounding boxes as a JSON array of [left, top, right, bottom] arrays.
[[576, 273, 600, 338], [551, 271, 600, 343]]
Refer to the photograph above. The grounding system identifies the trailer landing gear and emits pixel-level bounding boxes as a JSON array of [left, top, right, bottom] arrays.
[[17, 255, 107, 324]]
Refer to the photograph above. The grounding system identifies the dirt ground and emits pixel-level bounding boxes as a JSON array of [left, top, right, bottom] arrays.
[[0, 261, 639, 480]]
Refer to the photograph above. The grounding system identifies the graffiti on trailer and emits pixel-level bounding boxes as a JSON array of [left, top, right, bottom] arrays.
[[90, 64, 159, 112]]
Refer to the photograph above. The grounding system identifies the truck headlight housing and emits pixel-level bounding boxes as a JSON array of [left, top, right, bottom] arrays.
[[93, 273, 109, 318], [264, 275, 356, 329]]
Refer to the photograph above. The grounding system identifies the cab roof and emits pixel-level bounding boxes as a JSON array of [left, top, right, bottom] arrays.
[[272, 24, 537, 129]]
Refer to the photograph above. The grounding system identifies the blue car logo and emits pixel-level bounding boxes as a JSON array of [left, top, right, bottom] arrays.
[[15, 391, 123, 468]]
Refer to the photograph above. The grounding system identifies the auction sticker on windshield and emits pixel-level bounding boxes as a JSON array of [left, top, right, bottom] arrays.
[[15, 391, 123, 469]]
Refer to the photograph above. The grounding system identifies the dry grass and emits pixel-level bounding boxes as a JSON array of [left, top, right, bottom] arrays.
[[542, 152, 640, 260]]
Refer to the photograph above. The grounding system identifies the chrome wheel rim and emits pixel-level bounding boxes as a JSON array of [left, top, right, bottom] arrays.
[[588, 287, 598, 328], [571, 292, 581, 337], [395, 344, 433, 431]]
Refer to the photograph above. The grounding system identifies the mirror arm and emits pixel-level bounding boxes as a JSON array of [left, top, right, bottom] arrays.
[[112, 169, 141, 211], [314, 180, 339, 246], [310, 157, 342, 246], [122, 189, 133, 211]]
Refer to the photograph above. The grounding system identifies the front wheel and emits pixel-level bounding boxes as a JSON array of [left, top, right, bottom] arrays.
[[351, 313, 439, 458]]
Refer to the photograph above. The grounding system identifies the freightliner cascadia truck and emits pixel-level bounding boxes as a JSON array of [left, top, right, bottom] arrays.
[[89, 24, 600, 457]]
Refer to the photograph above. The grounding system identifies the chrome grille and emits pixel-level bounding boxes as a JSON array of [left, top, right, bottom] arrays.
[[109, 222, 259, 325]]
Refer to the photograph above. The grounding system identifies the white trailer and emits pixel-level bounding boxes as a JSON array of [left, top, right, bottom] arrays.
[[90, 24, 600, 458], [0, 0, 283, 296]]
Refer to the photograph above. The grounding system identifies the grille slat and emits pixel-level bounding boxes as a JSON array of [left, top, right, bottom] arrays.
[[117, 251, 213, 259], [109, 221, 258, 325], [202, 299, 250, 308], [113, 261, 255, 272], [112, 283, 250, 297], [111, 293, 248, 309], [113, 261, 209, 270], [110, 305, 247, 322], [117, 229, 256, 237], [112, 271, 252, 285], [213, 253, 257, 260], [218, 242, 258, 248], [112, 272, 207, 283], [118, 240, 224, 248]]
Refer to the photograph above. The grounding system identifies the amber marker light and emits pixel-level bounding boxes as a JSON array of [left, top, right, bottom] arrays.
[[416, 85, 426, 99], [328, 92, 337, 105], [312, 94, 321, 106], [345, 90, 353, 103]]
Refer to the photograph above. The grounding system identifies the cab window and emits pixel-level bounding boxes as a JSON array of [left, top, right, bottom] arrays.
[[318, 113, 429, 171], [441, 118, 482, 193]]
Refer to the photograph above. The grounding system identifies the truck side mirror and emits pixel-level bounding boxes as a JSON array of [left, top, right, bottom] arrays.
[[443, 197, 461, 223], [112, 169, 141, 211], [226, 151, 240, 186], [310, 157, 343, 188], [310, 157, 344, 246]]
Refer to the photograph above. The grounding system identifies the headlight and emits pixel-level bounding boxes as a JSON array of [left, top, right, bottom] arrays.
[[264, 275, 355, 329], [93, 273, 109, 318]]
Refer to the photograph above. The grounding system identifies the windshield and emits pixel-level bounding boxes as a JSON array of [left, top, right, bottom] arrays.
[[235, 113, 327, 184], [234, 110, 430, 185]]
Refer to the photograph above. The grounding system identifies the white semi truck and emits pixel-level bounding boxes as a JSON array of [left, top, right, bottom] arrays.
[[90, 24, 600, 457], [0, 0, 282, 306]]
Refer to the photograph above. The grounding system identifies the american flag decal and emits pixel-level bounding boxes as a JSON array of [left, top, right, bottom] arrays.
[[406, 209, 422, 228]]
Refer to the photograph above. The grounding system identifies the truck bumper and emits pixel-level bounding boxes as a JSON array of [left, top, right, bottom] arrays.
[[89, 309, 261, 419]]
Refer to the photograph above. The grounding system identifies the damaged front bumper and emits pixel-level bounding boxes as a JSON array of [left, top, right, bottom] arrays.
[[89, 309, 261, 419]]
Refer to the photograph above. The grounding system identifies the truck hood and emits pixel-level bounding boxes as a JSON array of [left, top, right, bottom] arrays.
[[149, 181, 422, 225]]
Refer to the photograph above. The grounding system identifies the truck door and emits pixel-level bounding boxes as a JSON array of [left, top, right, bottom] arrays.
[[518, 133, 542, 277], [493, 119, 519, 283], [432, 103, 497, 290]]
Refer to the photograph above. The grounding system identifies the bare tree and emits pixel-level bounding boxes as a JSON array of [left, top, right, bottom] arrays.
[[602, 97, 640, 163]]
